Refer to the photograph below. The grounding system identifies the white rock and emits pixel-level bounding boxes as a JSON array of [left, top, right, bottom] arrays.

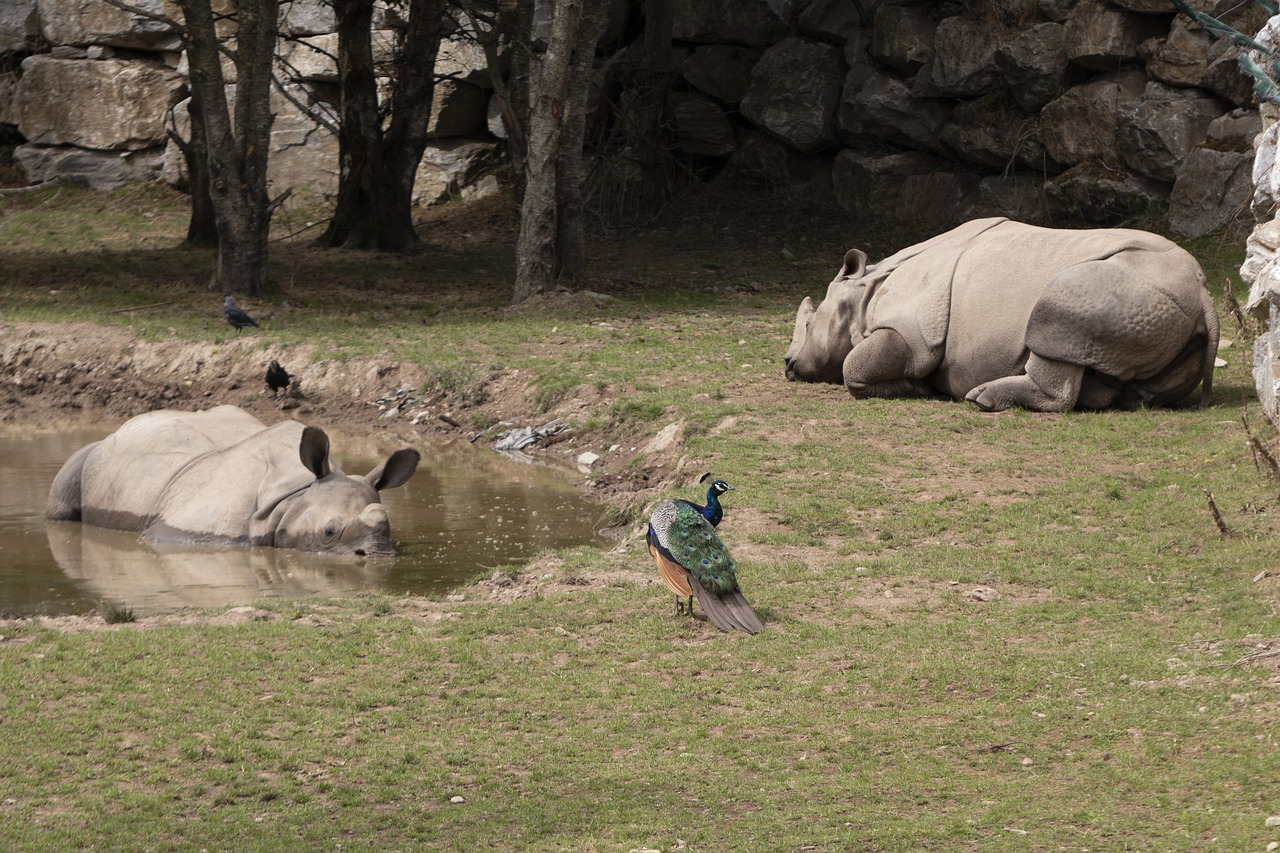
[[577, 451, 601, 467], [1266, 815, 1280, 827], [450, 795, 465, 804]]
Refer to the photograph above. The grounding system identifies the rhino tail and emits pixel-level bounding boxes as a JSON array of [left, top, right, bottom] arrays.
[[1198, 284, 1220, 410]]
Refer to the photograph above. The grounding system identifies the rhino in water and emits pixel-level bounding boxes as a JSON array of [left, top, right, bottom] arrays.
[[784, 217, 1220, 412], [46, 406, 420, 557]]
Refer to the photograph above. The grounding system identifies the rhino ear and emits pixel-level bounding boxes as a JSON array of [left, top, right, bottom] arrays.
[[299, 426, 332, 479], [842, 248, 867, 279], [366, 448, 421, 492]]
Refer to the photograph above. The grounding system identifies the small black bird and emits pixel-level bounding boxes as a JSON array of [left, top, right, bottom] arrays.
[[222, 295, 261, 333], [266, 360, 292, 396]]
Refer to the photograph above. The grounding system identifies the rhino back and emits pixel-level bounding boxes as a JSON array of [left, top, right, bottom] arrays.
[[1025, 239, 1210, 381], [147, 420, 314, 544], [80, 406, 267, 531]]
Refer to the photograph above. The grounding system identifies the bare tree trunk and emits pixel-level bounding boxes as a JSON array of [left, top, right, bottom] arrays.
[[554, 0, 606, 280], [316, 0, 446, 251], [512, 0, 585, 303], [180, 87, 217, 247], [180, 0, 279, 295]]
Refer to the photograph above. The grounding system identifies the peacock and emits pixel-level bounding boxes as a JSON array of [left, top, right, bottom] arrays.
[[646, 475, 762, 634]]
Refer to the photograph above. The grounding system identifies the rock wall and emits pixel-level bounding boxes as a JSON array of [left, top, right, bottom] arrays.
[[1240, 16, 1280, 422], [0, 0, 1264, 234]]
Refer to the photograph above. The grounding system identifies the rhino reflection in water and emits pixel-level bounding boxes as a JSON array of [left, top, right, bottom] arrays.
[[45, 523, 392, 611], [784, 217, 1221, 412], [46, 406, 420, 557]]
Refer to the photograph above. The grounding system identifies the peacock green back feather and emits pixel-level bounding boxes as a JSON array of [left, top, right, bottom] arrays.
[[649, 500, 740, 596]]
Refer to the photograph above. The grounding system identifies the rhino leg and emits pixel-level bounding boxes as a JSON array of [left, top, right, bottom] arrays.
[[965, 353, 1084, 412], [843, 328, 937, 399]]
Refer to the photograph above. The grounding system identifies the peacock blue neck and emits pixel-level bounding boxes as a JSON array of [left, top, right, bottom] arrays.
[[701, 487, 724, 527]]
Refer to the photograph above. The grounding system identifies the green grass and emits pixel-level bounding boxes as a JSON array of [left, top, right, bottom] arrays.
[[1, 185, 1278, 850]]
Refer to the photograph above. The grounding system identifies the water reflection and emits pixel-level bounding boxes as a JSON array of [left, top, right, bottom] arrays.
[[0, 421, 610, 616], [44, 521, 391, 612]]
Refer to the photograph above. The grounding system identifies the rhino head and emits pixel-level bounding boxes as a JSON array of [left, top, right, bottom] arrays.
[[265, 426, 420, 557], [784, 248, 868, 383]]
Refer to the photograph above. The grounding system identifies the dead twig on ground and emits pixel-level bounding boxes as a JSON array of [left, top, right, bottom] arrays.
[[1204, 489, 1232, 536]]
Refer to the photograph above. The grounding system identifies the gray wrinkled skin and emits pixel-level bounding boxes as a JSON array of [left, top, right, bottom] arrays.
[[47, 406, 420, 557], [784, 218, 1220, 412]]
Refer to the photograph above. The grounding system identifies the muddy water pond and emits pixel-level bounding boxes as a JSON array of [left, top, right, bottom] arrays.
[[0, 423, 612, 616]]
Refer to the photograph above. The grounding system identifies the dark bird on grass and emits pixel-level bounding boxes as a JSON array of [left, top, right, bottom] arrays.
[[222, 295, 261, 333], [266, 360, 292, 396], [646, 476, 762, 634]]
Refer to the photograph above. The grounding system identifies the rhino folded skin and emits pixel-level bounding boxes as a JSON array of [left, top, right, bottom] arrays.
[[784, 217, 1219, 413], [45, 406, 421, 556]]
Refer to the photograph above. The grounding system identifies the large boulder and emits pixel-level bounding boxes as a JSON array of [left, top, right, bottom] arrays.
[[15, 56, 186, 150], [1064, 0, 1167, 71], [941, 93, 1056, 172], [672, 0, 795, 47], [1039, 71, 1147, 167], [1045, 160, 1170, 220], [1168, 108, 1261, 237], [928, 15, 1005, 98], [15, 144, 166, 190], [740, 37, 843, 154], [671, 94, 738, 158], [682, 45, 758, 105], [837, 67, 952, 154], [1, 0, 39, 51], [1116, 81, 1226, 181], [869, 5, 935, 75], [995, 22, 1071, 112], [38, 0, 182, 51]]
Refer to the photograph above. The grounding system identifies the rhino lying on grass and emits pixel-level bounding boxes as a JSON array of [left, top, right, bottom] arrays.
[[47, 406, 420, 556], [784, 217, 1220, 412]]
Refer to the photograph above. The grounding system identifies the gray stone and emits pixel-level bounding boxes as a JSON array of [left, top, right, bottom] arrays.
[[1203, 107, 1263, 153], [832, 148, 947, 221], [280, 0, 335, 36], [941, 94, 1055, 172], [14, 143, 166, 190], [1044, 161, 1171, 221], [414, 139, 501, 206], [672, 94, 737, 158], [0, 0, 39, 51], [996, 23, 1070, 112], [15, 57, 186, 151], [1064, 0, 1166, 71], [929, 15, 1005, 98], [1039, 71, 1147, 167], [837, 67, 952, 154], [673, 0, 796, 47], [869, 5, 935, 76], [38, 0, 182, 51], [1141, 15, 1212, 88], [429, 81, 487, 139], [798, 0, 867, 43], [1167, 146, 1252, 237], [436, 35, 492, 88], [1117, 81, 1226, 181], [1253, 320, 1280, 422], [963, 173, 1051, 224], [1201, 37, 1255, 108], [740, 37, 843, 154], [682, 44, 758, 105]]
